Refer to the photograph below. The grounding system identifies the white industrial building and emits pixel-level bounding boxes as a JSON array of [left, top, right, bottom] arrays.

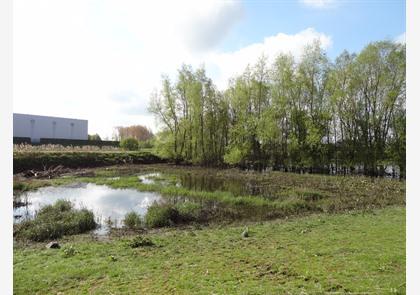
[[13, 113, 88, 143]]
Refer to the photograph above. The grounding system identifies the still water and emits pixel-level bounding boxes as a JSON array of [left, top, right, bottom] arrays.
[[13, 182, 162, 234]]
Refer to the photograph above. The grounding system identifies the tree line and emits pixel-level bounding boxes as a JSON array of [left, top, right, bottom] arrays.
[[149, 40, 405, 177], [114, 125, 154, 142]]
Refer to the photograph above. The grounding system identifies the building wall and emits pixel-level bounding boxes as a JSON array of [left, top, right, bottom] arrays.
[[13, 113, 88, 142]]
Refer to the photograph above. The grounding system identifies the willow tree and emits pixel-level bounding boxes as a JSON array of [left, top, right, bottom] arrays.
[[353, 41, 405, 175], [149, 39, 405, 177], [150, 66, 228, 165]]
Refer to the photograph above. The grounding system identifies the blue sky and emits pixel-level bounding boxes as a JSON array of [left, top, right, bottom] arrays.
[[13, 0, 405, 138], [223, 0, 405, 57]]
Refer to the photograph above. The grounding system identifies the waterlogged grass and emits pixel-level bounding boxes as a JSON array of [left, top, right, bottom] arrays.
[[14, 206, 405, 294], [76, 168, 404, 224], [14, 164, 405, 226], [77, 176, 316, 223]]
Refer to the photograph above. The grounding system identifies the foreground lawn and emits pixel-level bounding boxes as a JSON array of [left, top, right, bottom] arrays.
[[14, 206, 405, 294]]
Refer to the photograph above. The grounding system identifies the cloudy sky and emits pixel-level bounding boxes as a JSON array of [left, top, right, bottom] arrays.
[[13, 0, 405, 139]]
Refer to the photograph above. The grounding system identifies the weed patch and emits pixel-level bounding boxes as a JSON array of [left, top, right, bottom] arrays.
[[127, 235, 155, 248]]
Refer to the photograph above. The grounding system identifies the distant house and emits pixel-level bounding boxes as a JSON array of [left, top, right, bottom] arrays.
[[13, 113, 88, 143]]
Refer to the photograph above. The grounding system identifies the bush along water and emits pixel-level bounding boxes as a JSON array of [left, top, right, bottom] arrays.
[[144, 201, 206, 228], [14, 200, 96, 242], [123, 211, 142, 229]]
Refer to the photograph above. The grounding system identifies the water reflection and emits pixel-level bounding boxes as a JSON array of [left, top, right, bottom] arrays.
[[180, 173, 264, 196], [13, 183, 162, 234], [138, 173, 161, 184]]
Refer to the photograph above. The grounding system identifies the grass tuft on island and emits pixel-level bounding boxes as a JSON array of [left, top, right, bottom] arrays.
[[14, 200, 96, 242]]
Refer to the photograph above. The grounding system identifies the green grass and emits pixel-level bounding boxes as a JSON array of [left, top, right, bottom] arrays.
[[122, 211, 142, 229], [14, 206, 405, 294]]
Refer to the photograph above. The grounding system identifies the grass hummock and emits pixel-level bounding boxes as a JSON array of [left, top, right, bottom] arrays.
[[14, 200, 96, 242]]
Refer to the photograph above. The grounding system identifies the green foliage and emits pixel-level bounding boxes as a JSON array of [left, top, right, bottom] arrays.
[[138, 139, 154, 149], [13, 182, 30, 193], [123, 211, 142, 229], [120, 138, 139, 151], [143, 201, 204, 227], [174, 202, 202, 221], [144, 203, 179, 228], [127, 235, 155, 248], [14, 200, 96, 242], [223, 147, 246, 165], [88, 134, 102, 141], [149, 40, 405, 176]]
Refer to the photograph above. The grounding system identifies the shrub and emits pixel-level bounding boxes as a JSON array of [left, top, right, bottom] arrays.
[[14, 200, 96, 242], [223, 146, 247, 165], [88, 134, 102, 141], [145, 203, 179, 228], [120, 138, 139, 151], [74, 209, 96, 232], [138, 139, 154, 149], [123, 211, 142, 229], [175, 202, 202, 222], [127, 235, 154, 248], [53, 199, 73, 212]]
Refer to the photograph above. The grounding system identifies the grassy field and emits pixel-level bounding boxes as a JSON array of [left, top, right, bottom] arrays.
[[14, 206, 405, 294]]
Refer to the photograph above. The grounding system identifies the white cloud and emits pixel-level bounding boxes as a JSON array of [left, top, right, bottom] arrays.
[[209, 28, 332, 89], [300, 0, 335, 9], [395, 32, 406, 44], [13, 0, 332, 137]]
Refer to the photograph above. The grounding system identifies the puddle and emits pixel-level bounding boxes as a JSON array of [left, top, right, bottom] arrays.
[[107, 177, 120, 181], [138, 173, 161, 184], [138, 172, 178, 186], [139, 172, 276, 198], [13, 183, 162, 235]]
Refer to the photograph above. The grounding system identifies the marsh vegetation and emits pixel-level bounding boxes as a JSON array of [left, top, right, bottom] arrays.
[[12, 160, 406, 294], [13, 164, 405, 237]]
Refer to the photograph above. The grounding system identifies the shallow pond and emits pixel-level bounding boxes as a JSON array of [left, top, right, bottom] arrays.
[[136, 171, 278, 199], [13, 182, 162, 234], [179, 173, 275, 197]]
